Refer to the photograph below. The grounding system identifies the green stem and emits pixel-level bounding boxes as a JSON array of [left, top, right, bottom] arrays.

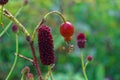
[[80, 51, 88, 80], [0, 6, 24, 37], [0, 5, 3, 26], [44, 11, 66, 23], [32, 11, 66, 41], [45, 65, 54, 80], [85, 61, 89, 70], [5, 34, 19, 80], [31, 19, 45, 41], [50, 72, 54, 80], [2, 8, 30, 37], [21, 74, 25, 80]]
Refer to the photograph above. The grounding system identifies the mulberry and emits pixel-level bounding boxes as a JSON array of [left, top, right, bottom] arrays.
[[38, 24, 54, 65]]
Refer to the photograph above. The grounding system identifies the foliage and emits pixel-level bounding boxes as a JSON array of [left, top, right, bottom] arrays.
[[0, 0, 120, 80]]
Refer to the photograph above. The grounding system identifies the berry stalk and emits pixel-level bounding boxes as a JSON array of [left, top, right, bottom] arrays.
[[32, 11, 67, 41], [44, 11, 66, 23], [32, 19, 45, 41], [45, 65, 55, 80], [80, 51, 88, 80]]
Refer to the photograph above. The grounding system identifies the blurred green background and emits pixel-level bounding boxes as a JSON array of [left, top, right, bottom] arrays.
[[0, 0, 120, 80]]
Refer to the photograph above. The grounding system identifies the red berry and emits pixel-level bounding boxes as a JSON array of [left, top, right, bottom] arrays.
[[38, 24, 54, 65], [0, 0, 8, 5], [77, 32, 86, 48], [87, 55, 93, 61], [60, 22, 74, 41]]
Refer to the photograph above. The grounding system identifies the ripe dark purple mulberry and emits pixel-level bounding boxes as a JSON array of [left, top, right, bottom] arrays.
[[0, 0, 8, 5], [38, 24, 54, 65], [77, 32, 86, 48]]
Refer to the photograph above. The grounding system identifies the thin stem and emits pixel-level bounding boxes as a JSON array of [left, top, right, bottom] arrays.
[[21, 74, 25, 80], [44, 11, 66, 23], [29, 42, 43, 80], [45, 64, 55, 80], [0, 6, 43, 80], [15, 53, 33, 63], [0, 5, 3, 26], [80, 51, 88, 80], [2, 8, 30, 37], [0, 6, 24, 37], [6, 34, 19, 80], [32, 11, 66, 41], [50, 72, 54, 80], [85, 61, 89, 70], [31, 19, 45, 41], [45, 66, 52, 80]]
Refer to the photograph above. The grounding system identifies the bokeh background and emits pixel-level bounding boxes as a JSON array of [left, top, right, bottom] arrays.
[[0, 0, 120, 80]]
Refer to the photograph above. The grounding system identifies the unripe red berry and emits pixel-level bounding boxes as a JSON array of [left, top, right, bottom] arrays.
[[38, 24, 54, 65], [60, 22, 74, 41], [87, 55, 93, 61], [12, 24, 18, 33], [77, 32, 86, 48], [0, 0, 8, 5]]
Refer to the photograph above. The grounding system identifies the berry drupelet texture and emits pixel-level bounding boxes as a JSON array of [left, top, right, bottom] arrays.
[[0, 0, 8, 5], [38, 24, 54, 65], [77, 32, 86, 48], [60, 22, 74, 41]]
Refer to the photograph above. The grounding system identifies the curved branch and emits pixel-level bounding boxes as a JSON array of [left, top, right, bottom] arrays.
[[0, 7, 24, 37], [32, 11, 66, 41], [1, 8, 30, 37]]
